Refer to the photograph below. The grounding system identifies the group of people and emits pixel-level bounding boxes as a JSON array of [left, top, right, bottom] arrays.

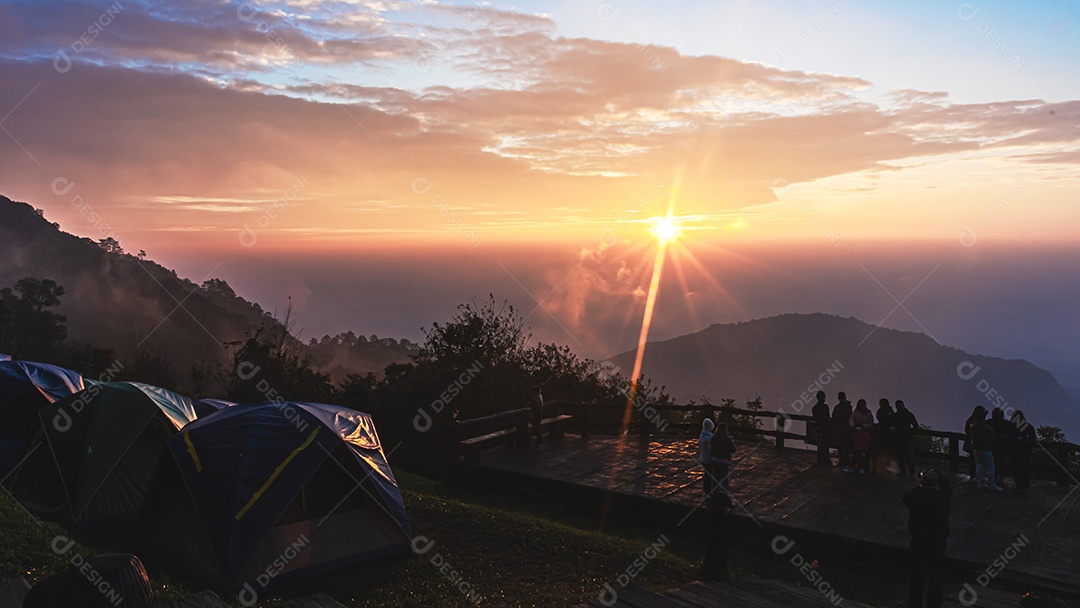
[[964, 405, 1037, 493], [810, 391, 920, 477], [689, 392, 1046, 606]]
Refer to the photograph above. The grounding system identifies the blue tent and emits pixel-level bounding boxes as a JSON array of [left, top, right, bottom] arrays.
[[0, 360, 85, 477], [193, 398, 235, 418], [16, 381, 196, 532], [139, 402, 411, 594]]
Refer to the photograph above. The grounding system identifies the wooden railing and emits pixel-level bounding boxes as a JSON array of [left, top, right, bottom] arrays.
[[544, 400, 1079, 486], [454, 407, 531, 442]]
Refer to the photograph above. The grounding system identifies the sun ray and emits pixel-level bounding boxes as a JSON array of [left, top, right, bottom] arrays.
[[621, 178, 681, 431]]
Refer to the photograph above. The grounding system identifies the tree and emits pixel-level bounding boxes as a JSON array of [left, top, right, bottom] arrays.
[[221, 303, 334, 405], [202, 278, 237, 299], [1037, 425, 1068, 444], [97, 237, 124, 254], [414, 295, 530, 371], [715, 396, 764, 440], [0, 277, 68, 359], [397, 295, 671, 423], [8, 277, 64, 311], [338, 371, 378, 408]]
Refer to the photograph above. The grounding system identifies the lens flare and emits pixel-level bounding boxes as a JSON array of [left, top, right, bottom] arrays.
[[623, 188, 682, 431], [653, 216, 679, 243]]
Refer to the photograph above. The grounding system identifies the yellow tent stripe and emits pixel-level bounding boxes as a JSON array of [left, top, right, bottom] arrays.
[[183, 431, 203, 472], [236, 427, 319, 520]]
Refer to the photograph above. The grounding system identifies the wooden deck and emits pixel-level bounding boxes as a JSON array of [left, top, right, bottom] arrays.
[[572, 576, 1022, 608], [470, 435, 1080, 600]]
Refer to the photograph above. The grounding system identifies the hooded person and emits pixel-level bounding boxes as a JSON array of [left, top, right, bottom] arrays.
[[699, 418, 715, 496]]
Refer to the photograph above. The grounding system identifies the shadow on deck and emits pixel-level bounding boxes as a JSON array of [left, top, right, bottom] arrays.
[[572, 576, 1023, 608], [462, 434, 1080, 604]]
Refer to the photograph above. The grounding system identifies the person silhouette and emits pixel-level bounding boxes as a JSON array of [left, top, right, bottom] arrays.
[[873, 398, 896, 474], [963, 406, 987, 481], [701, 422, 736, 582], [987, 407, 1014, 487], [699, 418, 715, 495], [811, 391, 832, 467], [904, 468, 952, 608], [710, 423, 737, 497], [891, 400, 919, 479], [849, 399, 875, 474], [527, 385, 546, 451], [969, 408, 1002, 491], [831, 392, 853, 472]]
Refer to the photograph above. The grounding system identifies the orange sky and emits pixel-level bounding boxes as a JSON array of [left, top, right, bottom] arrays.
[[1, 2, 1079, 257]]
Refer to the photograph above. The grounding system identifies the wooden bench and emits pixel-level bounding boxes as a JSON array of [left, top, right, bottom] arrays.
[[458, 414, 573, 463]]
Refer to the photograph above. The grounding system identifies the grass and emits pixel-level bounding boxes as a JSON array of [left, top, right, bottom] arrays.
[[0, 471, 925, 607], [0, 489, 194, 601], [268, 478, 695, 607]]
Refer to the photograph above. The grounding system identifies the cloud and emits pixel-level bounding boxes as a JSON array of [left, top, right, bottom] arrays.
[[0, 0, 436, 73], [1, 1, 1079, 250]]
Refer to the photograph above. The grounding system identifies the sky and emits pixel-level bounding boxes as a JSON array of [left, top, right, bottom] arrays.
[[2, 1, 1079, 390]]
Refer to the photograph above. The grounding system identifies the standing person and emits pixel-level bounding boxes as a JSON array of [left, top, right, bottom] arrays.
[[987, 408, 1014, 488], [903, 468, 952, 608], [873, 398, 896, 474], [963, 406, 987, 481], [710, 423, 737, 497], [969, 409, 1002, 491], [891, 400, 919, 479], [699, 418, 715, 496], [849, 399, 875, 474], [527, 385, 546, 451], [1010, 410, 1036, 493], [811, 391, 832, 467], [702, 422, 736, 584], [832, 392, 854, 472], [876, 398, 895, 425]]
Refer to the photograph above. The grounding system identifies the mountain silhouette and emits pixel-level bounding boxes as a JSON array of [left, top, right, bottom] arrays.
[[610, 313, 1080, 439], [0, 195, 413, 389]]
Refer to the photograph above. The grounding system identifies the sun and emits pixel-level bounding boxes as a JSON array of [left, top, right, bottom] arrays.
[[652, 216, 680, 243]]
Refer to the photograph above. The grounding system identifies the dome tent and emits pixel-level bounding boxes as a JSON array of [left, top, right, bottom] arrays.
[[193, 398, 234, 418], [18, 381, 196, 532], [138, 401, 411, 595], [0, 360, 84, 476]]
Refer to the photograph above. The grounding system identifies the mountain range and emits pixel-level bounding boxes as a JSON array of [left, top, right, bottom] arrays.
[[611, 313, 1080, 439], [0, 195, 414, 390], [4, 193, 1076, 439]]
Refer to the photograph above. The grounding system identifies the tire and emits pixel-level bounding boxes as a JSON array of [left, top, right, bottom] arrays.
[[24, 553, 152, 608]]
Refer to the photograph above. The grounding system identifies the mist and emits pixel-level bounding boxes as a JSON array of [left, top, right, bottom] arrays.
[[149, 239, 1080, 402]]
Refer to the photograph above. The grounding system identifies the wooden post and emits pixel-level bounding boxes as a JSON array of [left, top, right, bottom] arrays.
[[516, 412, 530, 447], [775, 413, 786, 451], [1056, 444, 1072, 486], [949, 435, 960, 474], [453, 411, 463, 463]]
